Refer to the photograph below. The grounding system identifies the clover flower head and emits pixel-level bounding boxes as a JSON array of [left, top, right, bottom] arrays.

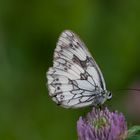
[[77, 107, 127, 140]]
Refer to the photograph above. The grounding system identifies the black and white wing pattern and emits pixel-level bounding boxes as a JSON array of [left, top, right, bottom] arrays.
[[47, 30, 111, 108]]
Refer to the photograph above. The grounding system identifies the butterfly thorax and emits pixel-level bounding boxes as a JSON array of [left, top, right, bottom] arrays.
[[92, 89, 112, 106]]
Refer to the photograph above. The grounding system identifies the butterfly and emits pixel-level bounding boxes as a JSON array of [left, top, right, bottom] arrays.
[[47, 30, 112, 108]]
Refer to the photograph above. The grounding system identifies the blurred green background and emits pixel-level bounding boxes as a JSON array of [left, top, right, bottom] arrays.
[[0, 0, 140, 139]]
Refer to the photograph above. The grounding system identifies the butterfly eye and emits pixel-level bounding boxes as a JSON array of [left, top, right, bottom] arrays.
[[107, 92, 112, 99]]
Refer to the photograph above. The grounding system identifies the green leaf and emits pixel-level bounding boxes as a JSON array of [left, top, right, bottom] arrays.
[[126, 135, 140, 140], [127, 126, 140, 138]]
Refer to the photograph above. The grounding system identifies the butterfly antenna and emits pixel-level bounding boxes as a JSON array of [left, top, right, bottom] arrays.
[[116, 88, 140, 92]]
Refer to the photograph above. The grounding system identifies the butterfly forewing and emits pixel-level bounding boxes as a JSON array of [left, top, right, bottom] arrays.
[[47, 30, 107, 108]]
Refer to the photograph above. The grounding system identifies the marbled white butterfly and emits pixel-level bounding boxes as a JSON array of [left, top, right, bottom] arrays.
[[47, 30, 112, 108]]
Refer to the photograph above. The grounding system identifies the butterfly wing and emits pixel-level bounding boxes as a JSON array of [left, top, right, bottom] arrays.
[[47, 30, 106, 108]]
